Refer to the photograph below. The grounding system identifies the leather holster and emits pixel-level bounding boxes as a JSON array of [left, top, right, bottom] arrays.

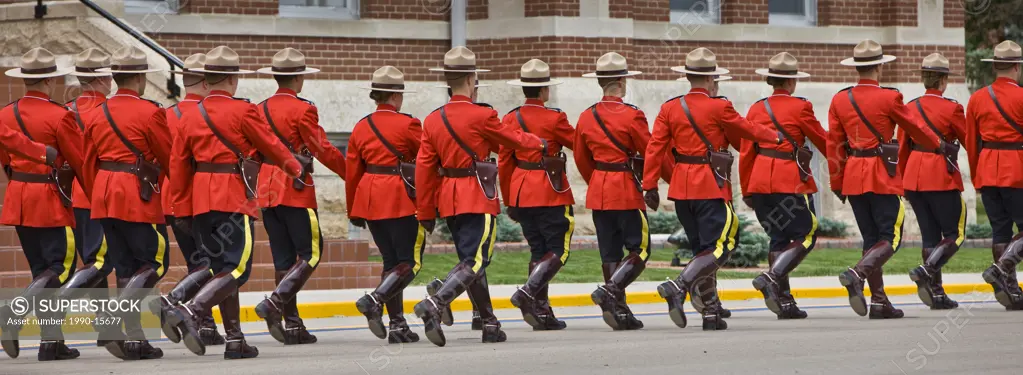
[[53, 163, 76, 207], [135, 159, 162, 202], [472, 158, 500, 200], [399, 160, 417, 199], [708, 150, 734, 188], [541, 152, 568, 192], [239, 158, 262, 200], [879, 142, 899, 177], [292, 151, 314, 191], [794, 146, 814, 182]]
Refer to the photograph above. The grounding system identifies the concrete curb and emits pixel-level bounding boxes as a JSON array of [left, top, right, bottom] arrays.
[[220, 282, 1004, 324]]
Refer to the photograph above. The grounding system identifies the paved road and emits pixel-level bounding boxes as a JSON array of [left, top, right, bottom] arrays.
[[3, 293, 1022, 375]]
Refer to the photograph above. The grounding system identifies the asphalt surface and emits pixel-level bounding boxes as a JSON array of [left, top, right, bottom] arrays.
[[3, 293, 1022, 375]]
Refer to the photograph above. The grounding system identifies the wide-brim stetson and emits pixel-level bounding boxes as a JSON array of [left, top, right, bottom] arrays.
[[70, 68, 112, 78], [4, 66, 74, 79], [97, 65, 164, 74], [359, 84, 416, 93], [170, 69, 204, 76], [255, 66, 321, 76], [920, 66, 960, 75], [429, 67, 490, 73], [506, 78, 563, 87], [671, 66, 730, 76], [980, 57, 1023, 63], [754, 68, 811, 79], [676, 75, 732, 82], [839, 55, 897, 67], [582, 70, 642, 78], [435, 83, 492, 89], [188, 66, 254, 74]]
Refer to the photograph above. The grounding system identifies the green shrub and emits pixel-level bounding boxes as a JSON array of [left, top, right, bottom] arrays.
[[966, 223, 992, 239], [648, 211, 682, 234], [726, 214, 769, 268], [496, 213, 523, 242], [817, 217, 850, 238], [433, 219, 453, 242]]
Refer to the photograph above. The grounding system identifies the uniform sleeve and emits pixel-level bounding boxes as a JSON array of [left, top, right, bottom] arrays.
[[738, 105, 761, 197], [643, 105, 671, 191], [0, 121, 48, 164], [897, 127, 911, 177], [241, 106, 302, 178], [497, 114, 516, 205], [344, 128, 365, 218], [406, 117, 424, 157], [145, 108, 173, 178], [169, 125, 194, 217], [553, 112, 575, 150], [891, 93, 940, 149], [480, 110, 543, 152], [964, 97, 981, 184], [56, 112, 90, 197], [298, 106, 346, 178], [415, 125, 441, 221], [799, 101, 828, 157], [720, 101, 779, 145], [826, 98, 848, 193], [573, 116, 594, 183], [950, 103, 967, 146]]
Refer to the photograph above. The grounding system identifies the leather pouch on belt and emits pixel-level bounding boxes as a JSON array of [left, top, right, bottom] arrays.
[[627, 155, 645, 192], [941, 141, 961, 174], [795, 146, 814, 182], [472, 158, 499, 200], [292, 151, 314, 191], [239, 158, 262, 200], [708, 150, 734, 188], [135, 158, 162, 202], [879, 142, 899, 177], [399, 161, 417, 199], [541, 152, 569, 192], [54, 163, 76, 207]]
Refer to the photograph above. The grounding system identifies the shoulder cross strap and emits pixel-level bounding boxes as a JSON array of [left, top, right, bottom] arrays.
[[439, 106, 480, 160], [12, 100, 34, 141], [262, 101, 296, 153], [763, 99, 800, 148], [986, 86, 1023, 136], [678, 97, 716, 151], [101, 103, 145, 159], [913, 99, 945, 140], [365, 114, 408, 161], [71, 101, 87, 131], [172, 105, 182, 119], [198, 102, 246, 158], [515, 109, 530, 133], [847, 89, 887, 143], [589, 106, 636, 156]]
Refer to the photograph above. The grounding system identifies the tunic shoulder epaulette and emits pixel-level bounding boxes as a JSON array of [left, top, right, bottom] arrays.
[[234, 97, 252, 103], [839, 86, 854, 92], [142, 98, 164, 109], [430, 106, 444, 115], [754, 97, 768, 104], [475, 102, 494, 109], [298, 97, 316, 107], [712, 96, 729, 101], [623, 102, 639, 109], [47, 99, 69, 110], [882, 86, 900, 92], [399, 112, 414, 119], [505, 106, 522, 116], [795, 96, 809, 101], [546, 107, 562, 113], [664, 94, 684, 104]]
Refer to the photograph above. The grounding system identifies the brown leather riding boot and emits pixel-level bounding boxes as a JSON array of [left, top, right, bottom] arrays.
[[839, 241, 895, 317], [984, 235, 1023, 310], [153, 267, 213, 344], [592, 254, 645, 330], [254, 262, 316, 343], [510, 253, 563, 330], [754, 242, 808, 315], [2, 270, 62, 359], [386, 290, 419, 343], [221, 289, 258, 360], [910, 239, 959, 308], [37, 341, 80, 362], [166, 273, 239, 356], [659, 251, 724, 330], [113, 267, 164, 361], [530, 258, 566, 330], [468, 273, 506, 344], [357, 263, 415, 339], [868, 268, 904, 319], [413, 262, 475, 347]]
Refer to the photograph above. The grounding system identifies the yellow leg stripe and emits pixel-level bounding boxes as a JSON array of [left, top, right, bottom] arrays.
[[152, 224, 167, 277], [413, 224, 426, 274], [92, 235, 108, 271], [714, 202, 735, 259], [472, 214, 493, 273], [726, 202, 739, 251], [892, 198, 906, 249], [802, 195, 819, 249], [638, 209, 650, 261], [307, 208, 322, 268], [232, 216, 254, 280], [487, 216, 498, 258], [59, 227, 76, 284], [955, 196, 967, 247], [561, 205, 575, 264]]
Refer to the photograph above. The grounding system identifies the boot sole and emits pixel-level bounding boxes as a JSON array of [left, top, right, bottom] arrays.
[[254, 304, 287, 343], [225, 352, 259, 359], [413, 303, 446, 347], [1, 339, 18, 359], [909, 270, 935, 307], [103, 341, 127, 360], [161, 318, 182, 344], [426, 280, 455, 327], [982, 268, 1013, 308], [838, 272, 868, 317], [656, 283, 687, 329], [165, 311, 205, 356], [355, 300, 387, 339], [590, 288, 621, 330], [752, 277, 783, 315], [510, 293, 543, 329], [702, 317, 728, 331]]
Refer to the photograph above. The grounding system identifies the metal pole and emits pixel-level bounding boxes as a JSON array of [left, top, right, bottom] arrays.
[[450, 0, 467, 48], [34, 0, 47, 19], [78, 0, 184, 68]]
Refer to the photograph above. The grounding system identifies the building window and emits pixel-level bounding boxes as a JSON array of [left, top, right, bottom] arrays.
[[124, 0, 177, 15], [279, 0, 360, 20], [670, 0, 720, 25], [327, 132, 351, 154], [769, 0, 817, 26]]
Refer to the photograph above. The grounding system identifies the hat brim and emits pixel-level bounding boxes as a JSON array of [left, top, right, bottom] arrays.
[[69, 70, 112, 77], [4, 67, 74, 79], [676, 75, 733, 82], [506, 78, 563, 87], [754, 69, 811, 79], [429, 68, 491, 73], [920, 67, 960, 76], [96, 67, 164, 74], [839, 55, 897, 67], [581, 71, 643, 78], [435, 84, 492, 89], [255, 67, 321, 75], [170, 69, 205, 76], [358, 86, 417, 93], [981, 58, 1023, 63], [187, 68, 255, 75], [670, 66, 730, 76]]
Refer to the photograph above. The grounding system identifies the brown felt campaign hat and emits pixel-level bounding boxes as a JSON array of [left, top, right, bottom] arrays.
[[69, 48, 112, 77], [170, 53, 208, 76], [5, 48, 73, 79], [673, 47, 730, 76], [507, 59, 563, 87], [97, 45, 163, 74], [189, 46, 254, 74], [676, 75, 732, 82], [257, 48, 320, 75], [840, 39, 897, 67], [583, 52, 642, 78], [755, 52, 811, 79], [429, 46, 490, 73], [920, 53, 959, 75], [361, 66, 416, 93], [981, 41, 1023, 63]]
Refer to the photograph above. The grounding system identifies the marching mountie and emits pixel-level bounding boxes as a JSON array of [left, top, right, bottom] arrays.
[[644, 48, 782, 331], [154, 53, 227, 347], [350, 66, 425, 344], [0, 47, 90, 361], [576, 52, 670, 331], [970, 41, 1023, 311], [740, 52, 827, 320], [61, 49, 114, 320], [827, 40, 941, 319], [165, 46, 303, 360], [413, 46, 545, 347], [902, 53, 967, 310], [502, 59, 575, 331], [81, 46, 172, 360], [253, 48, 346, 346]]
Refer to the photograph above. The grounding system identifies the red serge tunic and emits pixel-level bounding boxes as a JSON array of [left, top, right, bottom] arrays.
[[346, 104, 422, 221], [498, 99, 576, 208], [965, 77, 1023, 189], [739, 90, 828, 196], [899, 89, 966, 192]]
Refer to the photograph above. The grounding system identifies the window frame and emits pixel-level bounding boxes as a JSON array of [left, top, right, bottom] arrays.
[[279, 0, 360, 20], [768, 0, 817, 27], [669, 0, 721, 25], [124, 0, 178, 15]]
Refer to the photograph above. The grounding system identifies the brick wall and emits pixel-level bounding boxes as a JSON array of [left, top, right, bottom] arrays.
[[150, 34, 450, 81], [525, 0, 580, 17], [633, 0, 669, 22], [944, 0, 963, 28], [469, 37, 634, 80], [818, 0, 917, 27], [721, 0, 768, 24], [609, 0, 631, 18], [181, 0, 279, 16], [362, 0, 449, 20], [468, 0, 488, 20]]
